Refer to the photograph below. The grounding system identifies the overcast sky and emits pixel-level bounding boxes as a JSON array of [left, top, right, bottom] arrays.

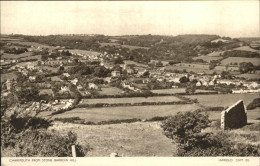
[[1, 1, 259, 37]]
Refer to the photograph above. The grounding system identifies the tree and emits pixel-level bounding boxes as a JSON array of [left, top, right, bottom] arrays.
[[221, 71, 232, 79], [186, 85, 196, 94], [114, 57, 123, 64], [179, 76, 189, 83], [209, 60, 219, 70], [15, 87, 40, 104], [239, 62, 254, 74]]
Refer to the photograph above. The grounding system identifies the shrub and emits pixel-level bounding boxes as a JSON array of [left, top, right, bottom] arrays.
[[13, 130, 89, 157], [147, 116, 168, 122], [1, 111, 89, 157], [247, 98, 260, 110], [161, 110, 210, 142], [161, 110, 260, 156]]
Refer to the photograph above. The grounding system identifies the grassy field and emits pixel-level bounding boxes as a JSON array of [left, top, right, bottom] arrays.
[[184, 93, 260, 108], [51, 104, 200, 122], [151, 88, 186, 94], [98, 87, 124, 96], [207, 109, 260, 121], [221, 57, 260, 66], [99, 42, 120, 47], [165, 66, 214, 74], [233, 46, 260, 53], [193, 55, 222, 63], [68, 49, 100, 56], [11, 41, 56, 50], [206, 51, 225, 57], [236, 73, 260, 80], [121, 45, 149, 50], [1, 72, 17, 82], [1, 52, 33, 59], [151, 88, 216, 94], [80, 96, 182, 105], [49, 121, 177, 156], [39, 89, 54, 96], [20, 55, 41, 61], [40, 66, 59, 72]]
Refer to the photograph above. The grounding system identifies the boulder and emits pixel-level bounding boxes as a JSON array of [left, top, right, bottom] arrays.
[[221, 100, 247, 130]]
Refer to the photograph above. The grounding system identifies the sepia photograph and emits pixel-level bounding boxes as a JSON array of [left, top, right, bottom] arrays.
[[0, 0, 260, 165]]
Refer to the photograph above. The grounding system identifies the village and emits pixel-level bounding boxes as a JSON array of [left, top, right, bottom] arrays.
[[1, 33, 260, 158]]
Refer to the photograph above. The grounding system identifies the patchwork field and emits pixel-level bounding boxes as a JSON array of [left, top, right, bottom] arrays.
[[221, 57, 260, 66], [49, 121, 177, 157], [51, 104, 200, 122], [80, 96, 182, 105], [184, 93, 260, 108]]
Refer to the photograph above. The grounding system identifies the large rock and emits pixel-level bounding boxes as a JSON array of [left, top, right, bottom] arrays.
[[221, 100, 247, 130]]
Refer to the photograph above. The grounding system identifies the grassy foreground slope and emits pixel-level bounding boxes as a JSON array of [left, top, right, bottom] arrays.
[[49, 121, 177, 157]]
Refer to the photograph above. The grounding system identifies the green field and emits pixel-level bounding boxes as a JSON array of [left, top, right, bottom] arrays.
[[98, 87, 124, 95], [151, 88, 216, 94], [20, 55, 41, 61], [121, 45, 149, 50], [165, 65, 214, 74], [68, 49, 100, 56], [99, 42, 120, 47], [233, 46, 260, 53], [49, 121, 176, 156], [51, 104, 200, 122], [80, 96, 182, 105], [1, 72, 17, 82], [151, 88, 186, 94], [184, 93, 260, 108], [236, 73, 260, 80], [1, 52, 33, 59], [12, 41, 56, 50], [193, 55, 222, 63], [221, 57, 260, 66], [207, 109, 260, 121]]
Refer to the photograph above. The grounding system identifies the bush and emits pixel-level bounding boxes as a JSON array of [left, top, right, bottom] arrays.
[[13, 130, 89, 157], [161, 110, 210, 141], [1, 111, 89, 157], [161, 110, 260, 156], [247, 98, 260, 110]]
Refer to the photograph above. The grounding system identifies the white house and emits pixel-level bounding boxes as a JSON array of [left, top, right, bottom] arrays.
[[29, 76, 36, 82], [111, 71, 120, 77], [70, 78, 78, 85], [63, 73, 70, 77], [196, 81, 202, 87], [89, 83, 98, 89]]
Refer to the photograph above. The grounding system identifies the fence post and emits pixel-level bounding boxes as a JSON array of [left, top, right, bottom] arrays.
[[72, 145, 76, 157]]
